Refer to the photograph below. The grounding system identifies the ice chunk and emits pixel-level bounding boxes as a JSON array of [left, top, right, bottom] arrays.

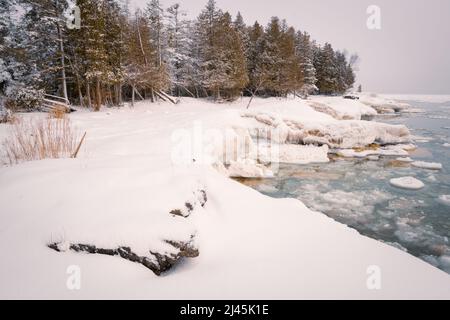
[[389, 177, 425, 190], [227, 159, 274, 178], [438, 195, 450, 206], [411, 161, 442, 170]]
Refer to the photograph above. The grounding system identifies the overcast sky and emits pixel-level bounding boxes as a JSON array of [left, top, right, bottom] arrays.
[[130, 0, 450, 94]]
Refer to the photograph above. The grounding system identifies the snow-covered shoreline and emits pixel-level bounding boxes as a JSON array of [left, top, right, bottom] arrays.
[[1, 94, 449, 299]]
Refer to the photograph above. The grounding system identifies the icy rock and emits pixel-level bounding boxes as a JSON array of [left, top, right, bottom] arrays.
[[389, 177, 425, 190], [411, 161, 442, 170]]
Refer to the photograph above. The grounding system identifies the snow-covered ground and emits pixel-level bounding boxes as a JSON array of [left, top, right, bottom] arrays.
[[0, 95, 449, 299]]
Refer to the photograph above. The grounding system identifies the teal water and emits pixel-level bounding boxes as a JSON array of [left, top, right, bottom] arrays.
[[242, 99, 450, 274]]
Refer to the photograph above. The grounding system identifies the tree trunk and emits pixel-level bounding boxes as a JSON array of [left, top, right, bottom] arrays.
[[56, 22, 68, 103], [76, 76, 83, 107], [95, 78, 101, 111], [136, 13, 148, 66], [86, 81, 92, 109], [131, 85, 135, 107]]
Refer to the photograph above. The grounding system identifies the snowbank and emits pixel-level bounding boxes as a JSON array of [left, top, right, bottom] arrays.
[[0, 96, 448, 299], [308, 96, 377, 120]]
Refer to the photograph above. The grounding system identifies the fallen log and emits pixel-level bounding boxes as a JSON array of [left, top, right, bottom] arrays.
[[156, 90, 177, 104]]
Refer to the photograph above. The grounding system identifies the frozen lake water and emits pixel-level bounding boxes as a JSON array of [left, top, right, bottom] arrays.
[[238, 98, 450, 274]]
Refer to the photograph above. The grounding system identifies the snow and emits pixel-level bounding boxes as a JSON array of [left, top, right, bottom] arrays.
[[411, 161, 443, 170], [0, 96, 449, 299], [389, 177, 425, 190], [260, 143, 329, 165], [308, 96, 377, 120], [396, 157, 413, 163]]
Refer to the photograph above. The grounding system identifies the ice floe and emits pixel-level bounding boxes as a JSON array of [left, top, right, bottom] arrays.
[[412, 161, 443, 170], [389, 177, 425, 190]]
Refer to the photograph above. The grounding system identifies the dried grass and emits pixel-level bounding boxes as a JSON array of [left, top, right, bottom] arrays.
[[3, 117, 79, 165], [48, 105, 67, 119]]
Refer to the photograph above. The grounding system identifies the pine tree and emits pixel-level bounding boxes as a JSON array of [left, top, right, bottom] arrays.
[[245, 21, 266, 99], [234, 12, 250, 60], [314, 43, 337, 95], [219, 12, 248, 98], [295, 31, 317, 97], [19, 0, 69, 101], [193, 2, 248, 100], [146, 0, 165, 67], [256, 17, 283, 96], [166, 3, 191, 96], [1, 0, 44, 110], [278, 24, 301, 96]]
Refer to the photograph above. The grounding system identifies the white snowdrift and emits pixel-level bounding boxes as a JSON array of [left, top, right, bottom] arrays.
[[390, 177, 425, 190], [0, 97, 448, 299]]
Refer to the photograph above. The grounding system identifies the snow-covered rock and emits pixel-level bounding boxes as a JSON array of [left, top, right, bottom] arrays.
[[412, 161, 443, 170], [390, 177, 425, 190]]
